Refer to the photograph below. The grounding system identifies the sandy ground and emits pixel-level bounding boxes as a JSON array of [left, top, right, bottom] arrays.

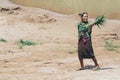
[[0, 0, 120, 80]]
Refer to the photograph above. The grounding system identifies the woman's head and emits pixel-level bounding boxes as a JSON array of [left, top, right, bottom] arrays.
[[79, 12, 88, 23]]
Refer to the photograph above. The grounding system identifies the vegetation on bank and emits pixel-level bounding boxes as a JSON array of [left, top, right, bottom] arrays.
[[104, 40, 119, 51], [17, 39, 37, 49], [0, 38, 7, 42]]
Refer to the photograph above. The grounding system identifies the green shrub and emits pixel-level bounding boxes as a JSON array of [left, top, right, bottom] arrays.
[[68, 47, 78, 54], [104, 40, 118, 51], [0, 38, 7, 42], [17, 39, 37, 49]]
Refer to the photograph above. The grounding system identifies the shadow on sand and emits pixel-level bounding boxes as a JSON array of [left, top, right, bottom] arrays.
[[77, 65, 115, 71]]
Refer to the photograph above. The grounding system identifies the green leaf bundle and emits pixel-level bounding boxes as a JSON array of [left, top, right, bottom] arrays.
[[94, 15, 106, 28]]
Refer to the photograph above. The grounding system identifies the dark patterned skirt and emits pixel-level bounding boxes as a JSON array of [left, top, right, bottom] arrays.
[[78, 38, 95, 59]]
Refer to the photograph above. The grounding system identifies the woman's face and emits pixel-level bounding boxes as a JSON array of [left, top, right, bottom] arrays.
[[81, 13, 88, 23]]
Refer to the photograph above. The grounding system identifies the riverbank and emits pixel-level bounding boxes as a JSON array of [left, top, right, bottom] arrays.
[[10, 0, 120, 19]]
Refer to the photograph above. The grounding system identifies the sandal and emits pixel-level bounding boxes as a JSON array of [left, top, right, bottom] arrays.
[[92, 66, 100, 71]]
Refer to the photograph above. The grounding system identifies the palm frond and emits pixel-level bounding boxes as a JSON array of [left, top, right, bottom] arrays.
[[94, 15, 106, 28]]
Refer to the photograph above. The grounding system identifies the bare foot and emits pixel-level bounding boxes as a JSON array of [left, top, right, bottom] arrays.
[[77, 68, 85, 71]]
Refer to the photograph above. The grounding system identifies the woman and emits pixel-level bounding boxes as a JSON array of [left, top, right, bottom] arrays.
[[77, 12, 100, 70]]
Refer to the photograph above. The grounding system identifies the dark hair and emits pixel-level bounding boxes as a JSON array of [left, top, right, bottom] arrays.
[[79, 12, 88, 17]]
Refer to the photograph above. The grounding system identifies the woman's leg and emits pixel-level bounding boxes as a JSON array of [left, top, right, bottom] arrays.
[[78, 40, 84, 70], [92, 57, 99, 66], [80, 58, 84, 69], [92, 57, 100, 71]]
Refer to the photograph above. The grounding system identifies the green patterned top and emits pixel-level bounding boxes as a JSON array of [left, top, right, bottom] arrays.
[[77, 21, 91, 39]]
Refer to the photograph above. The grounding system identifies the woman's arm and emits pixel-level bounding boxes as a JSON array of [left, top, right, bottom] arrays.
[[86, 23, 95, 33], [89, 23, 95, 28]]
